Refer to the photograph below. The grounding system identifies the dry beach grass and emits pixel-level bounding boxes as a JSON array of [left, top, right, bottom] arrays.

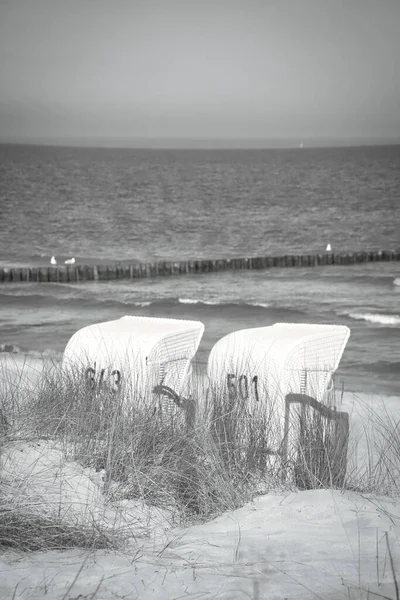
[[0, 355, 399, 599]]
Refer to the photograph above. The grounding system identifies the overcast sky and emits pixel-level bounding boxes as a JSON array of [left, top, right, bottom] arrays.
[[0, 0, 399, 145]]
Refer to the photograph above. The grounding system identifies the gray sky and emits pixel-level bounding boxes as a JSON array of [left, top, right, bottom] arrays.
[[0, 0, 399, 145]]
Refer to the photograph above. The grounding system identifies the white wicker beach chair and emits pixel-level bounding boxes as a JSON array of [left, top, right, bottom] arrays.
[[62, 316, 204, 408], [207, 322, 350, 454]]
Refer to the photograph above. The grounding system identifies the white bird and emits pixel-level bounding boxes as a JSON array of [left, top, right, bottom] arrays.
[[326, 243, 332, 252], [65, 257, 76, 265], [50, 256, 57, 265]]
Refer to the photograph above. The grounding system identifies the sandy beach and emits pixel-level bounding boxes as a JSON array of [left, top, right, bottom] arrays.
[[1, 353, 399, 599]]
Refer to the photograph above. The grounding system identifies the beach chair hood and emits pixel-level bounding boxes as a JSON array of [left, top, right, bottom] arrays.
[[62, 316, 204, 400], [207, 322, 350, 403]]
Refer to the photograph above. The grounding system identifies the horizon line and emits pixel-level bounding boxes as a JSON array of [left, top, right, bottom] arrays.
[[1, 136, 400, 151]]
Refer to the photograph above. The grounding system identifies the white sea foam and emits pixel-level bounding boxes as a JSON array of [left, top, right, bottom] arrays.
[[179, 298, 201, 304], [348, 312, 400, 326], [178, 298, 220, 305], [178, 297, 270, 307], [134, 301, 151, 307]]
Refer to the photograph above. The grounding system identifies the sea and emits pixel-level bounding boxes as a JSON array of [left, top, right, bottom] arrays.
[[0, 142, 399, 397]]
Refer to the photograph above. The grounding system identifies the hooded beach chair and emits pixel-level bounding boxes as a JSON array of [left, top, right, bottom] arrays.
[[207, 323, 350, 456], [62, 316, 204, 407]]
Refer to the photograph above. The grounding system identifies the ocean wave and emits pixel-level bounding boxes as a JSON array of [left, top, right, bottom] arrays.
[[0, 290, 303, 319], [0, 292, 154, 311], [179, 297, 220, 305], [347, 312, 400, 326], [2, 292, 272, 311], [178, 297, 270, 308], [365, 360, 400, 375], [0, 343, 62, 360], [0, 343, 22, 354], [342, 359, 400, 376]]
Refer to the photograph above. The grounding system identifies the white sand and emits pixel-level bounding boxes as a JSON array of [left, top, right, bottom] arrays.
[[0, 355, 399, 599], [0, 459, 399, 599]]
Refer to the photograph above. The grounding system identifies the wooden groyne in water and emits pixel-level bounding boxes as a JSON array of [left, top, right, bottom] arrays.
[[1, 249, 399, 283]]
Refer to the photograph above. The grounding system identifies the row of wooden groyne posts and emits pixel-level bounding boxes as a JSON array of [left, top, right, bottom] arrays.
[[1, 249, 399, 283]]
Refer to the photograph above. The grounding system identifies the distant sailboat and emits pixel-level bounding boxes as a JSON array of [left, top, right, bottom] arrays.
[[50, 256, 57, 265], [326, 243, 332, 252], [299, 142, 304, 149], [65, 257, 76, 265]]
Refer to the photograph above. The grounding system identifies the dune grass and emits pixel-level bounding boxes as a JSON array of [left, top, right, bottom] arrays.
[[0, 356, 399, 556]]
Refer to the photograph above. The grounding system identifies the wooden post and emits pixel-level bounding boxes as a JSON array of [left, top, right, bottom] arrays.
[[10, 268, 19, 282], [48, 267, 56, 282], [38, 268, 47, 282], [260, 257, 267, 268], [355, 252, 364, 263], [148, 262, 157, 276], [57, 267, 66, 283], [97, 266, 104, 281]]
